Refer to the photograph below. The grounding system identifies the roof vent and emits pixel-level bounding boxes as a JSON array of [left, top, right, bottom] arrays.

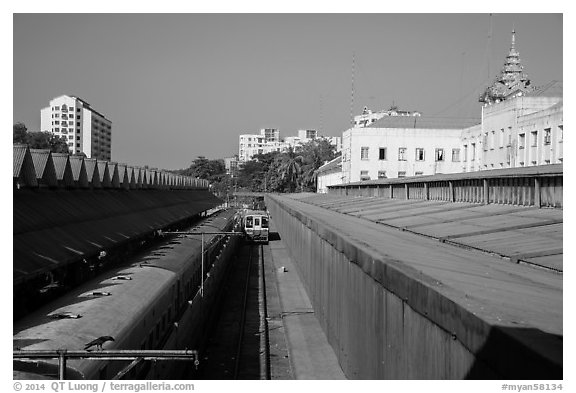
[[112, 275, 132, 281], [48, 312, 82, 319], [89, 291, 111, 297]]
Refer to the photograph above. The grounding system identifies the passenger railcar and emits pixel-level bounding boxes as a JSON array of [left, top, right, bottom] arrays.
[[241, 210, 269, 243], [13, 209, 240, 380]]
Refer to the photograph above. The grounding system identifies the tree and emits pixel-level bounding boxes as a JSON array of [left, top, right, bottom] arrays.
[[13, 122, 70, 153], [298, 139, 338, 192], [276, 147, 304, 193], [26, 131, 70, 153], [13, 122, 27, 144]]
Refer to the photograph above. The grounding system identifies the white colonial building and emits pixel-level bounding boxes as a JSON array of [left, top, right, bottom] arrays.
[[316, 156, 343, 193], [341, 116, 479, 183], [317, 30, 563, 192], [40, 95, 112, 161]]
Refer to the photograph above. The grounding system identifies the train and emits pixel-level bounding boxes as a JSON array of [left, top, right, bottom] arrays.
[[240, 209, 270, 244], [13, 208, 241, 380]]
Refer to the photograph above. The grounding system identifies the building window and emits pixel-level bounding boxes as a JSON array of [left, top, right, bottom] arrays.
[[397, 171, 406, 178], [77, 115, 80, 119], [500, 128, 505, 148], [491, 130, 496, 150], [471, 143, 476, 161], [76, 143, 80, 147], [558, 125, 563, 142], [360, 170, 370, 181], [68, 142, 73, 147], [378, 170, 387, 179], [68, 135, 73, 139], [361, 147, 369, 160], [507, 127, 512, 146], [544, 128, 551, 145], [379, 147, 387, 160], [519, 133, 526, 149], [398, 147, 407, 161], [55, 120, 60, 125], [435, 148, 445, 161], [69, 121, 74, 125], [77, 108, 81, 112], [69, 107, 74, 111], [531, 131, 538, 147], [76, 136, 80, 140], [452, 148, 460, 162], [55, 114, 59, 118], [54, 106, 59, 110], [463, 145, 468, 161], [77, 122, 80, 127], [483, 133, 488, 150], [55, 128, 59, 132], [415, 171, 423, 176], [415, 148, 425, 161]]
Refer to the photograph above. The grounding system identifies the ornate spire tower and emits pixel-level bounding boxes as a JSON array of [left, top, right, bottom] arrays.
[[479, 30, 535, 104]]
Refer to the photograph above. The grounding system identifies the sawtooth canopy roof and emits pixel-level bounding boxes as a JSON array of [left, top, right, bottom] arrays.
[[14, 188, 223, 284], [368, 116, 480, 130], [13, 144, 211, 190]]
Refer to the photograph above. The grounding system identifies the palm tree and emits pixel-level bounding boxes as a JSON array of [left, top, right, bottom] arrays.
[[277, 147, 303, 193]]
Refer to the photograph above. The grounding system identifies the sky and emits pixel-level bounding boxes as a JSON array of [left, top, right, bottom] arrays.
[[12, 12, 563, 170]]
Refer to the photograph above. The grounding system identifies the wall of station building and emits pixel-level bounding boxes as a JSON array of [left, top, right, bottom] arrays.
[[342, 127, 463, 182], [461, 96, 563, 172], [266, 194, 561, 379]]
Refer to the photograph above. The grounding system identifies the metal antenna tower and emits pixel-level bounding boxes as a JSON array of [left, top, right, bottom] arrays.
[[350, 52, 355, 126]]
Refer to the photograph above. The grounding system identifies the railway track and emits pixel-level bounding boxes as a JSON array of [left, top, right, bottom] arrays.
[[196, 242, 271, 380]]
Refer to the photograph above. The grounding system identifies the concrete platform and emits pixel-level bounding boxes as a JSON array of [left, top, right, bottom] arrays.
[[265, 194, 562, 379], [265, 220, 346, 380]]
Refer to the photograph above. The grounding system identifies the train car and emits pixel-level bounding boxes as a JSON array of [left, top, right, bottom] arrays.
[[13, 209, 240, 380], [241, 210, 269, 243]]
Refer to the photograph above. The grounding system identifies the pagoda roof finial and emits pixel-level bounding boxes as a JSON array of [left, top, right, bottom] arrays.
[[511, 29, 516, 50]]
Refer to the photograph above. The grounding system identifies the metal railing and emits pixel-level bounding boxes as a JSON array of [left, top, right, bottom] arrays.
[[13, 349, 199, 380], [328, 165, 563, 208]]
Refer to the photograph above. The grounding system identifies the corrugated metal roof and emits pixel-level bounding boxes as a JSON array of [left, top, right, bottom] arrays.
[[29, 149, 58, 187], [13, 144, 28, 177], [51, 154, 70, 180], [83, 158, 101, 187], [13, 145, 38, 187], [29, 149, 50, 178], [68, 156, 87, 184], [316, 156, 342, 174], [369, 116, 480, 130], [97, 160, 111, 186]]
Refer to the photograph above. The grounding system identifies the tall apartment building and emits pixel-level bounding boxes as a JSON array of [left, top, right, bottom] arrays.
[[40, 95, 112, 161], [224, 155, 240, 177], [261, 128, 280, 142]]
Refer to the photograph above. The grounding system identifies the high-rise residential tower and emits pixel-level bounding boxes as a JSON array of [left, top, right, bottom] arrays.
[[40, 95, 112, 160]]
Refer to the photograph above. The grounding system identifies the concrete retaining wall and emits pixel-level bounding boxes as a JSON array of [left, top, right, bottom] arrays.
[[266, 195, 562, 379]]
